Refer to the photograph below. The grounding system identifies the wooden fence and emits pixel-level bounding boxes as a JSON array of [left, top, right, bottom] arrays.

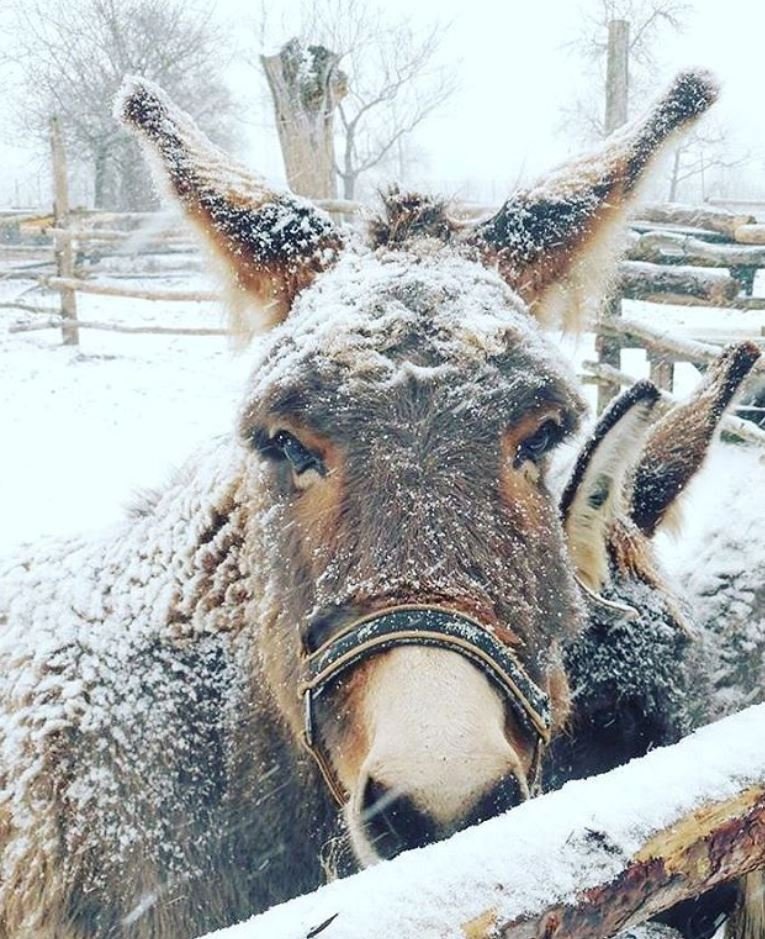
[[3, 166, 765, 445]]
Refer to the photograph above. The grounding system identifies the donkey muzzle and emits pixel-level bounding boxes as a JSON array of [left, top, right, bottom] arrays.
[[299, 604, 552, 805]]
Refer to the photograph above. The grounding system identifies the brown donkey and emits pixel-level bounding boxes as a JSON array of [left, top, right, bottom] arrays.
[[0, 72, 719, 937]]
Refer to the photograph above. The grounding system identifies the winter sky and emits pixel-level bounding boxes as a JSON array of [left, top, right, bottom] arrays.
[[0, 0, 763, 206]]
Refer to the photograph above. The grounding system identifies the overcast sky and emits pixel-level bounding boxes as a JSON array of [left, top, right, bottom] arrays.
[[1, 0, 763, 207]]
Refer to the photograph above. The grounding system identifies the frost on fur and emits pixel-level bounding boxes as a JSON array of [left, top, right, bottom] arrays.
[[469, 70, 719, 330], [115, 75, 343, 341]]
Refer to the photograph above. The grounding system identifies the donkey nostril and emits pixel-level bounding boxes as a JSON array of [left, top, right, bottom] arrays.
[[361, 777, 437, 860]]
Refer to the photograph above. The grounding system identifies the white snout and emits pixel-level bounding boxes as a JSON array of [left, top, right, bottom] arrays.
[[348, 646, 524, 862]]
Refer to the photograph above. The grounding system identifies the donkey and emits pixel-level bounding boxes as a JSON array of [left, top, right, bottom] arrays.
[[546, 343, 761, 939], [0, 71, 719, 937]]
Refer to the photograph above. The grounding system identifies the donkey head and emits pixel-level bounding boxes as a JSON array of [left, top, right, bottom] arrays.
[[555, 342, 761, 784], [117, 71, 717, 864]]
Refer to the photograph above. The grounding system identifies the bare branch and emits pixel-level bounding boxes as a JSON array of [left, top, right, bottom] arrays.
[[4, 0, 237, 210]]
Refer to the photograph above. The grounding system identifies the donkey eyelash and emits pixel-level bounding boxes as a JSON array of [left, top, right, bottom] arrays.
[[514, 419, 564, 469]]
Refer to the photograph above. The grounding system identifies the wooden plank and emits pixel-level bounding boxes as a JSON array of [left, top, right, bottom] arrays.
[[43, 276, 220, 303], [200, 705, 765, 939], [10, 318, 226, 337]]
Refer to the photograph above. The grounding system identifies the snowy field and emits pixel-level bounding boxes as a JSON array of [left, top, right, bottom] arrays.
[[1, 267, 763, 557]]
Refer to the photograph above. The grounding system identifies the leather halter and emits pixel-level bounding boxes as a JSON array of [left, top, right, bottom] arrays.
[[298, 604, 552, 806]]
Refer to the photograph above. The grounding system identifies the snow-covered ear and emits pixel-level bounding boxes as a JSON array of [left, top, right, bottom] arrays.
[[465, 70, 718, 329], [114, 76, 343, 342], [630, 341, 761, 537], [561, 381, 660, 591]]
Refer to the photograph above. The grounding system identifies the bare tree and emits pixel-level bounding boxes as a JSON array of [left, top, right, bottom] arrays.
[[4, 0, 236, 210], [667, 122, 751, 201], [259, 0, 456, 201]]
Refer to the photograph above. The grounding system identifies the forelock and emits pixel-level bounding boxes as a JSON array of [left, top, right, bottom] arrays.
[[368, 188, 458, 248]]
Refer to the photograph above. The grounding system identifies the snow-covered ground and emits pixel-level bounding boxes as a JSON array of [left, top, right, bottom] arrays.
[[2, 268, 763, 555], [0, 272, 250, 550]]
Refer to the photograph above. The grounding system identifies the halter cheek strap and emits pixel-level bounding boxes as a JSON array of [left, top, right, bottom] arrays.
[[298, 604, 552, 806]]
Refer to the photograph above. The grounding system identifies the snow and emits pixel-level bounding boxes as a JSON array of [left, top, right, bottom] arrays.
[[0, 273, 249, 550], [202, 703, 765, 939]]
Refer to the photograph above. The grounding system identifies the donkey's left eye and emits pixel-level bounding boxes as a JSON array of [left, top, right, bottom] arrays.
[[515, 420, 562, 467]]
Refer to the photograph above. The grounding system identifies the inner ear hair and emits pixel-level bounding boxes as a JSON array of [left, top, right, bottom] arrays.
[[630, 341, 762, 537], [561, 381, 660, 591]]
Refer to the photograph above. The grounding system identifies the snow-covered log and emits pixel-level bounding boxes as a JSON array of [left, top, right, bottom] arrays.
[[203, 705, 765, 939], [626, 231, 765, 269], [734, 224, 765, 245], [633, 204, 756, 239], [617, 261, 739, 306]]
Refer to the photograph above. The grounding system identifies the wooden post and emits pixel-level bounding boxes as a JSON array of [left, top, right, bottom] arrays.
[[605, 19, 629, 135], [596, 294, 623, 413], [648, 352, 675, 393], [50, 116, 79, 345]]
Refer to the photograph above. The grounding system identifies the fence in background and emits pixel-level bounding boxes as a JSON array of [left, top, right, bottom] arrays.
[[3, 182, 765, 444]]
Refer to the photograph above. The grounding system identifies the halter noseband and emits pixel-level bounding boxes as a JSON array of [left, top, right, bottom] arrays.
[[298, 604, 552, 806]]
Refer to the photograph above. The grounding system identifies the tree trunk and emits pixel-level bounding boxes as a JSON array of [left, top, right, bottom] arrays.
[[669, 149, 681, 202], [93, 146, 109, 209], [605, 20, 630, 135], [261, 39, 347, 200]]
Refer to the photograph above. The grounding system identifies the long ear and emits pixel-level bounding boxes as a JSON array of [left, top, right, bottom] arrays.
[[114, 76, 343, 340], [630, 341, 761, 536], [561, 381, 660, 591], [466, 70, 718, 328]]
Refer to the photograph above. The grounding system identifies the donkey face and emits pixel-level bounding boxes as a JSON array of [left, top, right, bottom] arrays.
[[117, 69, 718, 863], [237, 251, 585, 860]]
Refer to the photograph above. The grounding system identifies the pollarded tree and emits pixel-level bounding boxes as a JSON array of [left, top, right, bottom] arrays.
[[259, 0, 456, 202], [4, 0, 237, 210]]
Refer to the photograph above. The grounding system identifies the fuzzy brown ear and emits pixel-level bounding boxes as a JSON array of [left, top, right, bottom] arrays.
[[466, 70, 718, 328], [630, 341, 761, 536], [561, 381, 661, 591], [114, 76, 343, 340]]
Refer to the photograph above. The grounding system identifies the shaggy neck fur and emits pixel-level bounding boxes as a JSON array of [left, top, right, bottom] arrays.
[[0, 440, 341, 938]]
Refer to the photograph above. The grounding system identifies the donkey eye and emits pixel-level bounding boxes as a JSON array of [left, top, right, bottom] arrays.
[[269, 431, 326, 476], [515, 420, 562, 468]]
